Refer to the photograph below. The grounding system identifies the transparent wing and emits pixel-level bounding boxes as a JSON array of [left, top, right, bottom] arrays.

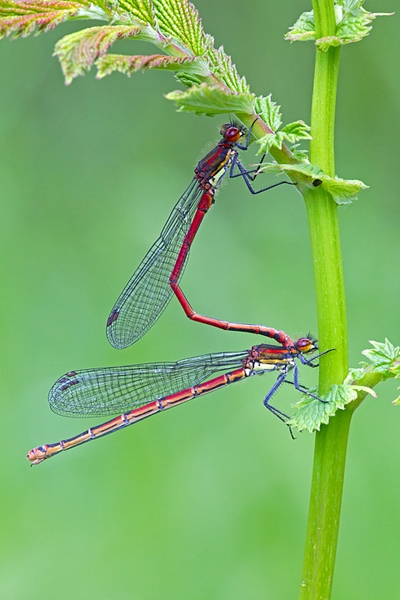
[[49, 350, 249, 417], [106, 179, 202, 349]]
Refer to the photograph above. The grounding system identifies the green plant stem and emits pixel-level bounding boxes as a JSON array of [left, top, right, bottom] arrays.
[[300, 409, 351, 599], [298, 1, 350, 599]]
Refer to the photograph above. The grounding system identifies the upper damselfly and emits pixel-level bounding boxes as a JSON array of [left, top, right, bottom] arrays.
[[106, 121, 294, 349]]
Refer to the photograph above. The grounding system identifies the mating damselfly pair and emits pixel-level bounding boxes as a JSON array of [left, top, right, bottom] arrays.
[[28, 121, 326, 465]]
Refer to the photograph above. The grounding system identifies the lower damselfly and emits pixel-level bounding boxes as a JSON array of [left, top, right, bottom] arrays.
[[27, 336, 326, 465]]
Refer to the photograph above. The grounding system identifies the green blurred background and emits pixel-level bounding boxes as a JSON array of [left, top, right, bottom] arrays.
[[0, 2, 399, 598]]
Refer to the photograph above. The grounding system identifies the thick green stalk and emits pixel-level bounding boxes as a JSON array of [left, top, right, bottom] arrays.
[[299, 1, 350, 599]]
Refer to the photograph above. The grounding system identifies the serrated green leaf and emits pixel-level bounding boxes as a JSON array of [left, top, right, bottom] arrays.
[[363, 339, 398, 362], [315, 36, 344, 52], [285, 10, 315, 42], [0, 0, 85, 39], [0, 0, 262, 103], [260, 124, 310, 153], [206, 43, 249, 94], [321, 174, 368, 205], [253, 98, 311, 155], [362, 339, 400, 377], [258, 162, 325, 189], [320, 5, 394, 51], [345, 365, 369, 384], [255, 132, 285, 155], [152, 0, 205, 56], [96, 52, 203, 79], [286, 2, 393, 49], [341, 339, 400, 408], [344, 340, 400, 399], [260, 165, 367, 204], [351, 385, 377, 398], [258, 161, 368, 204], [290, 145, 309, 162], [54, 25, 143, 84], [281, 121, 312, 142], [165, 83, 255, 116], [288, 384, 357, 433], [115, 0, 155, 26], [255, 95, 282, 132]]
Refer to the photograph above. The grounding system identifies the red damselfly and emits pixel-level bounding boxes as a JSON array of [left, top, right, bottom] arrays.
[[27, 336, 327, 465], [107, 121, 294, 349]]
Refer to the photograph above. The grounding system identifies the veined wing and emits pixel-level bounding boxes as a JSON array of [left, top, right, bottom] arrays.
[[107, 179, 202, 349], [49, 350, 249, 417]]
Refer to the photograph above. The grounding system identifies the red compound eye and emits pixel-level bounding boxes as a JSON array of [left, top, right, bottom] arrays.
[[226, 126, 237, 137], [223, 126, 242, 142], [296, 338, 314, 353]]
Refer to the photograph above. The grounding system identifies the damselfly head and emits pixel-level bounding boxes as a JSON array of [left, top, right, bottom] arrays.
[[295, 337, 318, 354], [220, 122, 246, 143]]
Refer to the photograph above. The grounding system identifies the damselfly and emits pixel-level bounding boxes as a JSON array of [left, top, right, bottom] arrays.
[[107, 121, 294, 349], [27, 336, 326, 465]]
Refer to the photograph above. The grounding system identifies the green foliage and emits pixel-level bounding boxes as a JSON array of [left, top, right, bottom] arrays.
[[258, 162, 367, 204], [289, 384, 358, 433], [255, 94, 282, 133], [252, 95, 312, 154], [280, 121, 312, 144], [348, 339, 400, 403], [0, 0, 86, 39], [347, 339, 400, 382], [256, 123, 312, 155], [115, 0, 156, 27], [205, 44, 249, 94], [165, 84, 255, 116], [0, 0, 323, 172], [96, 52, 199, 80], [285, 10, 315, 43], [151, 0, 206, 56], [362, 339, 400, 377], [291, 339, 400, 433], [319, 173, 368, 205], [286, 0, 393, 51], [54, 25, 144, 84], [0, 0, 249, 103]]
